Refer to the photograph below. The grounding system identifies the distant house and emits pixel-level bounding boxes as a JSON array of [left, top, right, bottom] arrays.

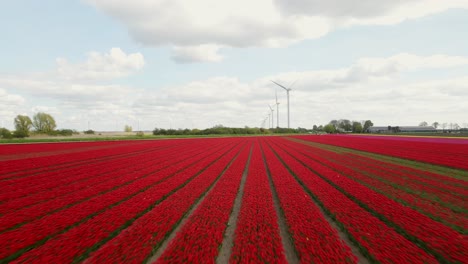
[[368, 126, 436, 133], [398, 126, 437, 132], [367, 126, 388, 133]]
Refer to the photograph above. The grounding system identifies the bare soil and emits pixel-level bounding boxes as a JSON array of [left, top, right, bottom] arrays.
[[216, 145, 253, 264]]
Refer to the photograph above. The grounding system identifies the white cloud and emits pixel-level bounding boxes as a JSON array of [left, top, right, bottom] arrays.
[[56, 48, 144, 81], [342, 0, 468, 26], [86, 0, 468, 63], [171, 45, 223, 63], [273, 0, 412, 18], [3, 52, 468, 130], [0, 48, 145, 130], [130, 53, 468, 128], [356, 53, 468, 72], [0, 89, 27, 129]]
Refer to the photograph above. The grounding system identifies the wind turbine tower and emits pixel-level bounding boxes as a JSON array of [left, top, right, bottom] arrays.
[[275, 90, 280, 128], [268, 113, 271, 129], [271, 80, 294, 129], [268, 105, 274, 129]]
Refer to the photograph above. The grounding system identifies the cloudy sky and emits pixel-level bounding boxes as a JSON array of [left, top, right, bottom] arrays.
[[1, 0, 468, 131]]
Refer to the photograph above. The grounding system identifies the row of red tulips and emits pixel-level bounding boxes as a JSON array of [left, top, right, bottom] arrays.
[[290, 142, 467, 231], [344, 156, 467, 203], [1, 139, 207, 209], [0, 140, 131, 156], [278, 138, 466, 263], [297, 141, 466, 196], [84, 140, 246, 264], [0, 142, 190, 203], [0, 140, 218, 233], [0, 140, 161, 176], [331, 154, 465, 231], [261, 140, 357, 263], [324, 153, 467, 230], [1, 140, 238, 262], [345, 152, 467, 190], [156, 142, 251, 263], [230, 142, 286, 263], [293, 135, 468, 170], [268, 138, 438, 263]]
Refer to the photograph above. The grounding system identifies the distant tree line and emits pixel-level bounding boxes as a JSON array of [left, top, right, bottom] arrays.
[[312, 119, 374, 134], [419, 121, 466, 131], [153, 125, 310, 136], [0, 112, 78, 139]]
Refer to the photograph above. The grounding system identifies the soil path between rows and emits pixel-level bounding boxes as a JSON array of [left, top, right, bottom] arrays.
[[269, 140, 370, 264], [215, 144, 253, 263], [146, 144, 251, 264]]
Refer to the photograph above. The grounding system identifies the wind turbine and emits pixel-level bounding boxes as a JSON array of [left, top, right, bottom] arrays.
[[275, 90, 280, 128], [271, 80, 295, 129], [268, 105, 274, 129], [267, 113, 271, 129]]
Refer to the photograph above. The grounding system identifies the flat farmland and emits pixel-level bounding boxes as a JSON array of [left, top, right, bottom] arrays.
[[0, 135, 466, 263]]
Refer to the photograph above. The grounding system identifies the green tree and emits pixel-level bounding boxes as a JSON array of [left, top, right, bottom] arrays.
[[352, 121, 363, 133], [338, 119, 352, 131], [324, 124, 336, 133], [33, 112, 56, 133], [329, 120, 339, 129], [124, 125, 133, 132], [14, 115, 33, 137], [363, 120, 374, 132], [0, 127, 13, 139]]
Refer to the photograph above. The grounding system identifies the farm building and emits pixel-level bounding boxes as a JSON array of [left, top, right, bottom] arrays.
[[368, 126, 436, 133]]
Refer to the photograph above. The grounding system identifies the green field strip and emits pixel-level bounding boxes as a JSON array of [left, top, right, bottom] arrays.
[[286, 137, 468, 180]]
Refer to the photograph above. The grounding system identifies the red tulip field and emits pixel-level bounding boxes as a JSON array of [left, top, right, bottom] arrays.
[[0, 135, 467, 263]]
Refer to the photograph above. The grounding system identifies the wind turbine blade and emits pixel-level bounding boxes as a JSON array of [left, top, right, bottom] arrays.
[[271, 80, 289, 91]]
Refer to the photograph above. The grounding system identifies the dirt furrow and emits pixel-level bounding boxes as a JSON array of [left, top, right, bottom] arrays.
[[215, 144, 253, 264]]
